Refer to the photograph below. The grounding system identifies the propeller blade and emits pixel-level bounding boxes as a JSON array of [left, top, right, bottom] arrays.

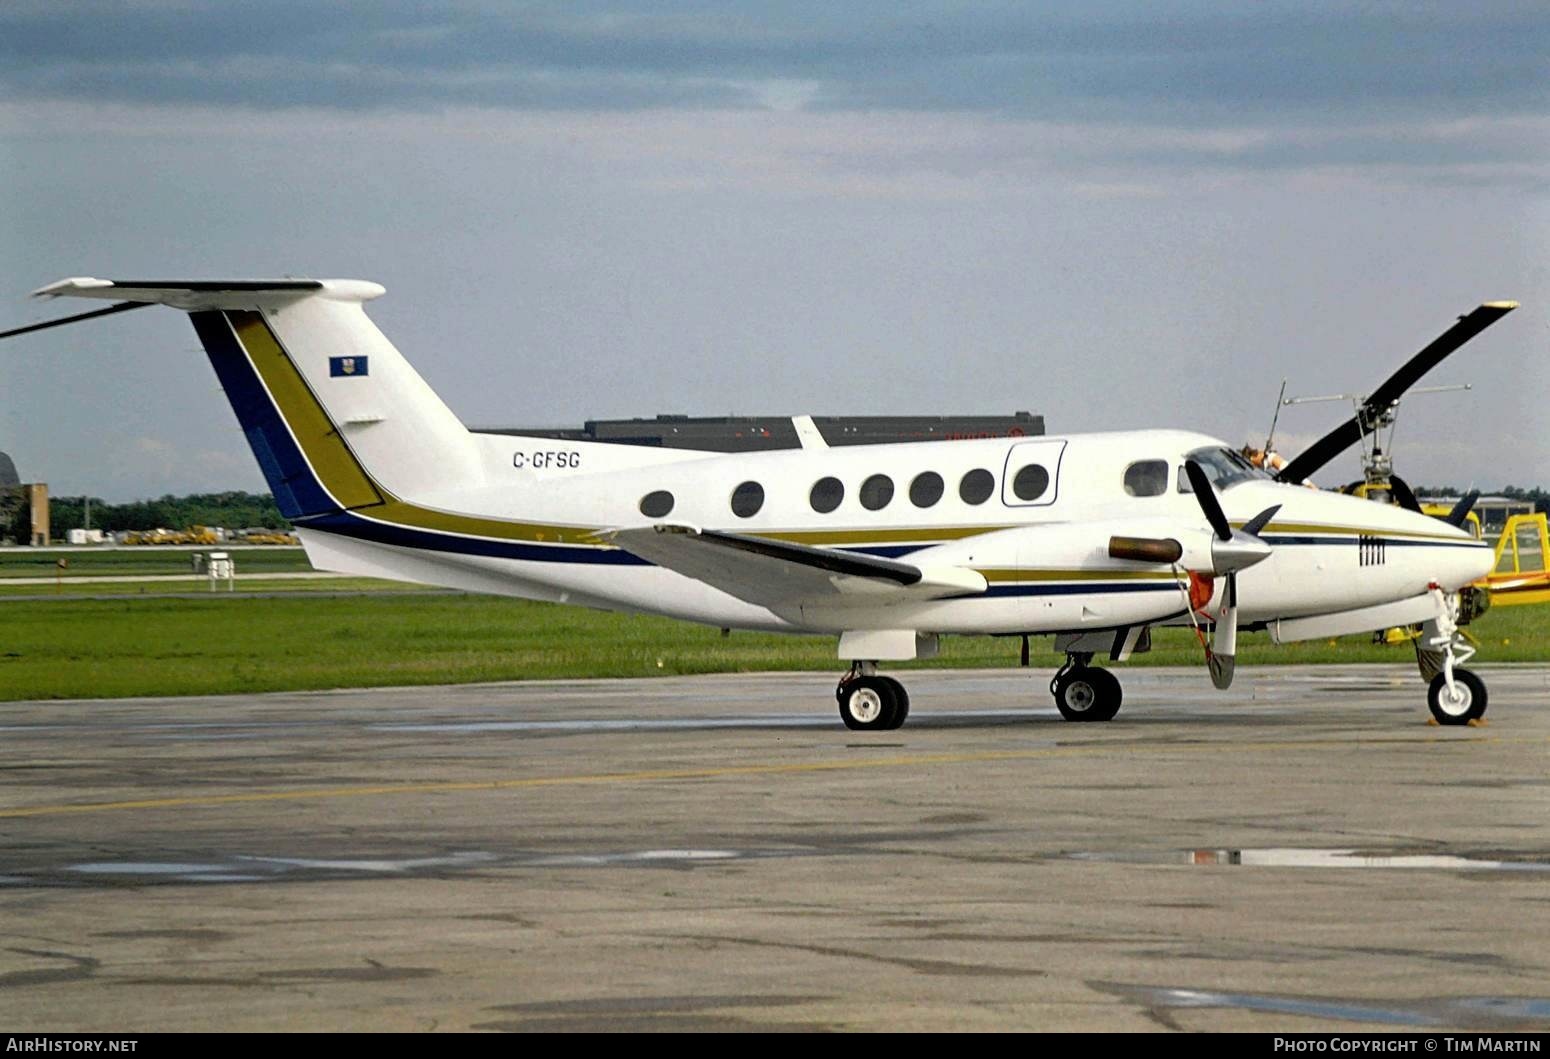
[[1389, 475, 1422, 513], [0, 300, 151, 341], [1184, 460, 1232, 541], [1208, 573, 1239, 690], [1275, 302, 1517, 485], [1445, 490, 1481, 528], [1108, 536, 1183, 564], [1240, 504, 1282, 537]]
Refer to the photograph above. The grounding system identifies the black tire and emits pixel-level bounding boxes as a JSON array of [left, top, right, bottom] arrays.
[[1428, 669, 1487, 725], [1053, 666, 1122, 722], [838, 676, 899, 731], [880, 677, 910, 730], [1083, 667, 1123, 722]]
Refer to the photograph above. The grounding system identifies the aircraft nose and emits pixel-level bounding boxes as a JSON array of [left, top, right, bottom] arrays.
[[1460, 536, 1496, 586], [1401, 509, 1494, 590]]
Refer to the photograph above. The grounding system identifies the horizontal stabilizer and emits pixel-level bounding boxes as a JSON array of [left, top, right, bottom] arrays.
[[31, 277, 383, 311]]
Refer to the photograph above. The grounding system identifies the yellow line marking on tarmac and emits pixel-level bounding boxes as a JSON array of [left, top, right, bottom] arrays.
[[0, 735, 1533, 820]]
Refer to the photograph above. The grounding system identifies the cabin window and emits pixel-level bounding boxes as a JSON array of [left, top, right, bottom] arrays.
[[730, 481, 765, 518], [959, 468, 995, 505], [639, 490, 675, 518], [910, 471, 944, 508], [859, 474, 894, 511], [809, 476, 844, 514], [1011, 463, 1050, 502], [1123, 460, 1169, 498]]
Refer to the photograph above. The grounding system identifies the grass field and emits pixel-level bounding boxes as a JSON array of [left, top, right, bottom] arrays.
[[0, 546, 312, 578], [2, 589, 1545, 701], [0, 578, 443, 598]]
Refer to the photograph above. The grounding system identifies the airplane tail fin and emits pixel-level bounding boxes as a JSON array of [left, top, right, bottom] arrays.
[[32, 278, 482, 520]]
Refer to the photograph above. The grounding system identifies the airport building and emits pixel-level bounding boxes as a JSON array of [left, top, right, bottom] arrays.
[[486, 412, 1044, 452], [0, 450, 48, 546]]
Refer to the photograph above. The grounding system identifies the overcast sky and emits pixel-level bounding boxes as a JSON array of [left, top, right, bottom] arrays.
[[2, 1, 1546, 501]]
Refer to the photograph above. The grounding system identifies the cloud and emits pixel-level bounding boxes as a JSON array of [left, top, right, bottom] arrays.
[[4, 3, 1547, 188], [3, 1, 1547, 125], [5, 99, 1543, 200]]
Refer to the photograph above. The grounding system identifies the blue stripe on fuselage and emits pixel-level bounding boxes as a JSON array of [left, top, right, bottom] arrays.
[[299, 510, 650, 565]]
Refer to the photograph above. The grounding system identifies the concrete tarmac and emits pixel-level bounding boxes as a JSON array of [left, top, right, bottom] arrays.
[[1, 665, 1547, 1032]]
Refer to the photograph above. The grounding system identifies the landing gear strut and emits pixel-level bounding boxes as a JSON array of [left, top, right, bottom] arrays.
[[836, 662, 910, 731], [1050, 653, 1123, 722], [1418, 585, 1487, 725]]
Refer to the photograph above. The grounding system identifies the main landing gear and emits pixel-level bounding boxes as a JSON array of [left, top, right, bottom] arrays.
[[836, 654, 1126, 730], [836, 662, 910, 731], [1418, 586, 1488, 726], [1050, 653, 1123, 722]]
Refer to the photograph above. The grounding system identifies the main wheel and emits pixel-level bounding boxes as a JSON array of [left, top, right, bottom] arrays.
[[1053, 666, 1122, 722], [880, 677, 910, 730], [1428, 669, 1487, 725], [838, 676, 900, 731]]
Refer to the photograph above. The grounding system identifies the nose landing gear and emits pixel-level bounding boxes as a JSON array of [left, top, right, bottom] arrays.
[[1418, 585, 1488, 725]]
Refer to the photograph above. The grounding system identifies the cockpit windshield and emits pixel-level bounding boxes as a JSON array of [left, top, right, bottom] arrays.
[[1180, 446, 1273, 492]]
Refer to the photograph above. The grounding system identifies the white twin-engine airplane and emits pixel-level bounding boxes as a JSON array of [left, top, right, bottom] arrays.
[[12, 279, 1519, 728]]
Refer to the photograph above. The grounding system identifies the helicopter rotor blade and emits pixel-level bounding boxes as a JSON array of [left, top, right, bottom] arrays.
[[0, 300, 151, 341], [1275, 302, 1517, 485]]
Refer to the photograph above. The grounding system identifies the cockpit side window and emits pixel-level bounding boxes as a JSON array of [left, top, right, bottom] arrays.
[[1123, 460, 1169, 498], [1178, 446, 1272, 492]]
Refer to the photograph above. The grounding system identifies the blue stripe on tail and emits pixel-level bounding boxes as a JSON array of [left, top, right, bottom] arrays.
[[188, 310, 340, 520]]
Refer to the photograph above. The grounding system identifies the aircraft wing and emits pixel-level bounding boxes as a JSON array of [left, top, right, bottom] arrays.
[[612, 525, 987, 613]]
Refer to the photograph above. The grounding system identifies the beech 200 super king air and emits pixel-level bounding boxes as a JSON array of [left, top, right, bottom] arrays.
[[5, 279, 1517, 729]]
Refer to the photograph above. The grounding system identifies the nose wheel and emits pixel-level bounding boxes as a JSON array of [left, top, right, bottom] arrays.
[[1051, 656, 1123, 722], [1419, 586, 1489, 726], [836, 665, 910, 730], [1428, 668, 1487, 725]]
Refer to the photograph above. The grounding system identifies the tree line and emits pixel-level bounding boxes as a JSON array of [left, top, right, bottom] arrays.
[[38, 491, 291, 535]]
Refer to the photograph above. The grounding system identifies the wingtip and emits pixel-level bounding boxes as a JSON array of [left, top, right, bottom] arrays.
[[31, 277, 112, 299], [1483, 300, 1519, 310]]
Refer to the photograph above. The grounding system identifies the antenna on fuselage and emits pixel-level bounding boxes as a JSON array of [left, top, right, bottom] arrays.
[[1263, 378, 1288, 456]]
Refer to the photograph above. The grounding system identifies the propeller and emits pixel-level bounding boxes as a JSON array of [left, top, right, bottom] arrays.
[[1108, 461, 1280, 690], [1184, 460, 1281, 690], [1274, 302, 1517, 486], [1389, 475, 1422, 513], [0, 300, 151, 341], [1444, 490, 1480, 528]]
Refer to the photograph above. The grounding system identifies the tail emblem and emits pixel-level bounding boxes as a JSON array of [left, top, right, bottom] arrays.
[[329, 355, 368, 377]]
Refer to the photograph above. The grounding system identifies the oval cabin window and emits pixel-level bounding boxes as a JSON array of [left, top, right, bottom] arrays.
[[1123, 460, 1169, 498], [639, 490, 675, 518], [909, 471, 944, 508], [809, 476, 844, 514], [959, 468, 995, 505], [730, 481, 765, 518], [859, 474, 894, 511], [1012, 463, 1050, 502]]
